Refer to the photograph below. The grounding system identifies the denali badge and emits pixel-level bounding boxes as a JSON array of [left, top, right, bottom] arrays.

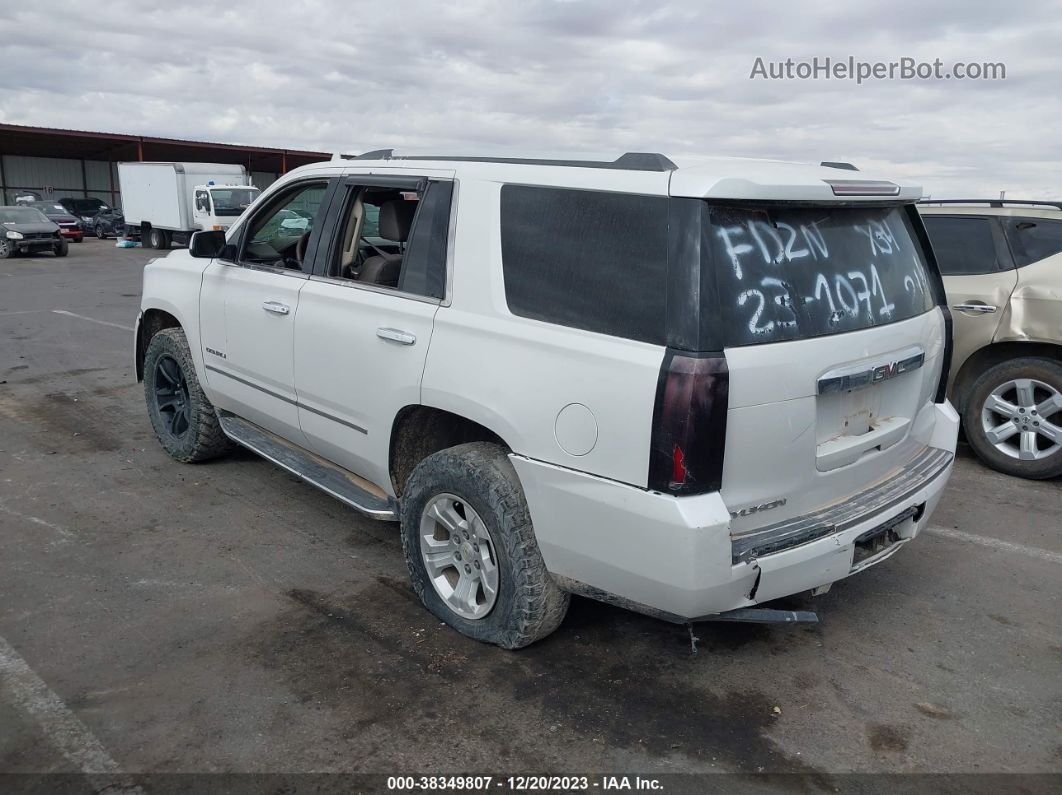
[[205, 346, 227, 359], [730, 498, 787, 519], [817, 347, 925, 395]]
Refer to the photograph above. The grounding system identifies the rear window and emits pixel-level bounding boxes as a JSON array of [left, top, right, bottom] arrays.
[[500, 185, 667, 344], [1005, 217, 1062, 267], [706, 204, 936, 347]]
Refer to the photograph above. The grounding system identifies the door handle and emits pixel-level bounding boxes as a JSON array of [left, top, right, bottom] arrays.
[[951, 302, 997, 314], [376, 327, 416, 345], [262, 300, 290, 315]]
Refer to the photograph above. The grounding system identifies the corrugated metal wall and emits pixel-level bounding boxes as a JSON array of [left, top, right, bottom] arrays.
[[251, 171, 278, 190], [2, 155, 278, 207]]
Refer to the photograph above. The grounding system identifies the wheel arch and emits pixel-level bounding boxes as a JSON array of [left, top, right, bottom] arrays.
[[389, 405, 513, 498], [135, 307, 183, 382], [951, 341, 1062, 414]]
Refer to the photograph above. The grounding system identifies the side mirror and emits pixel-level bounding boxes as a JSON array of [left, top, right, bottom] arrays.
[[189, 230, 227, 258]]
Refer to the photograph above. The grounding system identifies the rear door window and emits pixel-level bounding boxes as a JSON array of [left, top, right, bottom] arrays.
[[500, 185, 668, 345], [921, 215, 1001, 275], [1004, 217, 1062, 267], [705, 204, 936, 346]]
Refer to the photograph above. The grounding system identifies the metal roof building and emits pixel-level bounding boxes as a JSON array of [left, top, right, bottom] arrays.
[[0, 123, 333, 207]]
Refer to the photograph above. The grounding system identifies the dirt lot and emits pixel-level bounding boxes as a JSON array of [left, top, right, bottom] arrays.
[[1, 239, 1060, 789]]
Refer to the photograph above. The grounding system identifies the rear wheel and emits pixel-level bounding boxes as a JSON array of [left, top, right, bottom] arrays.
[[963, 357, 1062, 479], [148, 226, 170, 250], [400, 442, 569, 649], [144, 328, 234, 463], [73, 236, 83, 243]]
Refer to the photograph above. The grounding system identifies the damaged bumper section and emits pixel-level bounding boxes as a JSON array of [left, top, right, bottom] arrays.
[[512, 402, 959, 623]]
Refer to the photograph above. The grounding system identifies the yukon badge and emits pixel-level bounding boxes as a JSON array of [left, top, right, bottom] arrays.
[[730, 498, 787, 519]]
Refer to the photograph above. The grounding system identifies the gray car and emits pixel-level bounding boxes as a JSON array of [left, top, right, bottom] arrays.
[[0, 206, 68, 258]]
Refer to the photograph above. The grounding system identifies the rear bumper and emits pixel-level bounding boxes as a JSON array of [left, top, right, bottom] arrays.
[[59, 229, 83, 240], [512, 401, 959, 621]]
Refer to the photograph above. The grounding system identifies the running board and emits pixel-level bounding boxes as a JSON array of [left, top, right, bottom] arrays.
[[217, 413, 398, 521]]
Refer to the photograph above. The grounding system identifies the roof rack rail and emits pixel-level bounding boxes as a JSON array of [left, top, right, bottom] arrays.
[[342, 150, 677, 172], [821, 161, 859, 171], [917, 198, 1062, 210], [350, 148, 394, 160]]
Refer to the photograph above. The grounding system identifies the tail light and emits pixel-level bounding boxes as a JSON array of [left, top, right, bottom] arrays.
[[648, 351, 729, 495]]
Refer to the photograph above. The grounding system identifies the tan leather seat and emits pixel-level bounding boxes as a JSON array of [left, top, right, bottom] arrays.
[[359, 200, 416, 287]]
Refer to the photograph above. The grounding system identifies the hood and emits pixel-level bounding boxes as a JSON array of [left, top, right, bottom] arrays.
[[3, 221, 60, 234]]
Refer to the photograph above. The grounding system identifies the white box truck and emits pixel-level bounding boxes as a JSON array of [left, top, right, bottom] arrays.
[[117, 162, 261, 249]]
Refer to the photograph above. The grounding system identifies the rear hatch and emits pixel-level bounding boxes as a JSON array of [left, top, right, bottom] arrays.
[[702, 203, 947, 539]]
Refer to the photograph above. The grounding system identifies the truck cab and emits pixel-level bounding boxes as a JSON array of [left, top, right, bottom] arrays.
[[191, 183, 261, 233]]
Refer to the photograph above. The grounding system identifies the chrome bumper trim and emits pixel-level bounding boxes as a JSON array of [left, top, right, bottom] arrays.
[[731, 446, 953, 564]]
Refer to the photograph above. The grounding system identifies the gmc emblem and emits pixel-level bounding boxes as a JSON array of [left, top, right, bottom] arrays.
[[818, 350, 926, 395]]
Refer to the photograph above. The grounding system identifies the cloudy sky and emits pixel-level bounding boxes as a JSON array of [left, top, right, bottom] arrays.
[[2, 0, 1059, 197]]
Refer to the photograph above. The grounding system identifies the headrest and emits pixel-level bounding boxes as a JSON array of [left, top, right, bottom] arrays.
[[378, 200, 416, 242]]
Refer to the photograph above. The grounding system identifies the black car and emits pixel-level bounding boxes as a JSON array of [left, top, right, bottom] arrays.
[[27, 202, 84, 242], [0, 206, 68, 258], [91, 208, 125, 238], [57, 197, 111, 230]]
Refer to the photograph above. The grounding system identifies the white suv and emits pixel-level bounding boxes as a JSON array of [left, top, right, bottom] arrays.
[[135, 151, 960, 648]]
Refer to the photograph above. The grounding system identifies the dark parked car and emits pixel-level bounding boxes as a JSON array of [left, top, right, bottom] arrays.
[[91, 208, 125, 239], [27, 202, 84, 243], [57, 197, 111, 231], [0, 206, 68, 258]]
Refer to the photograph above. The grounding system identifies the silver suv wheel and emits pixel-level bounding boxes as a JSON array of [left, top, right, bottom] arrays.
[[981, 378, 1062, 461], [418, 493, 499, 620]]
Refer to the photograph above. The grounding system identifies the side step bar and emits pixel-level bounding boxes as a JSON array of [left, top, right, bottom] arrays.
[[217, 413, 398, 521]]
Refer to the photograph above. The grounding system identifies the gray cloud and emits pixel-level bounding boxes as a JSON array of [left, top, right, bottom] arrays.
[[1, 0, 1058, 197]]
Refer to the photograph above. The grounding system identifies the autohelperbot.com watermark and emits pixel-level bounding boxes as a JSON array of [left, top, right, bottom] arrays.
[[749, 56, 1006, 83]]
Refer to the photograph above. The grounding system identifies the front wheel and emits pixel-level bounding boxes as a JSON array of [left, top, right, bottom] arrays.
[[54, 240, 68, 257], [0, 239, 14, 259], [96, 224, 107, 239], [400, 443, 569, 649], [143, 328, 234, 463], [963, 357, 1062, 479]]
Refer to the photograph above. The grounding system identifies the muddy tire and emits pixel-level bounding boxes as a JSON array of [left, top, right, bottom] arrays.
[[400, 442, 569, 649], [962, 357, 1062, 480], [144, 327, 233, 463]]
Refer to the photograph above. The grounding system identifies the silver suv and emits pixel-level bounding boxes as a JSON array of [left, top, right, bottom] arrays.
[[136, 152, 960, 647]]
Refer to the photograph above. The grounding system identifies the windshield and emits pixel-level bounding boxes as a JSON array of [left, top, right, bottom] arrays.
[[705, 204, 937, 346], [0, 207, 50, 224], [210, 188, 260, 216], [64, 199, 107, 215]]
